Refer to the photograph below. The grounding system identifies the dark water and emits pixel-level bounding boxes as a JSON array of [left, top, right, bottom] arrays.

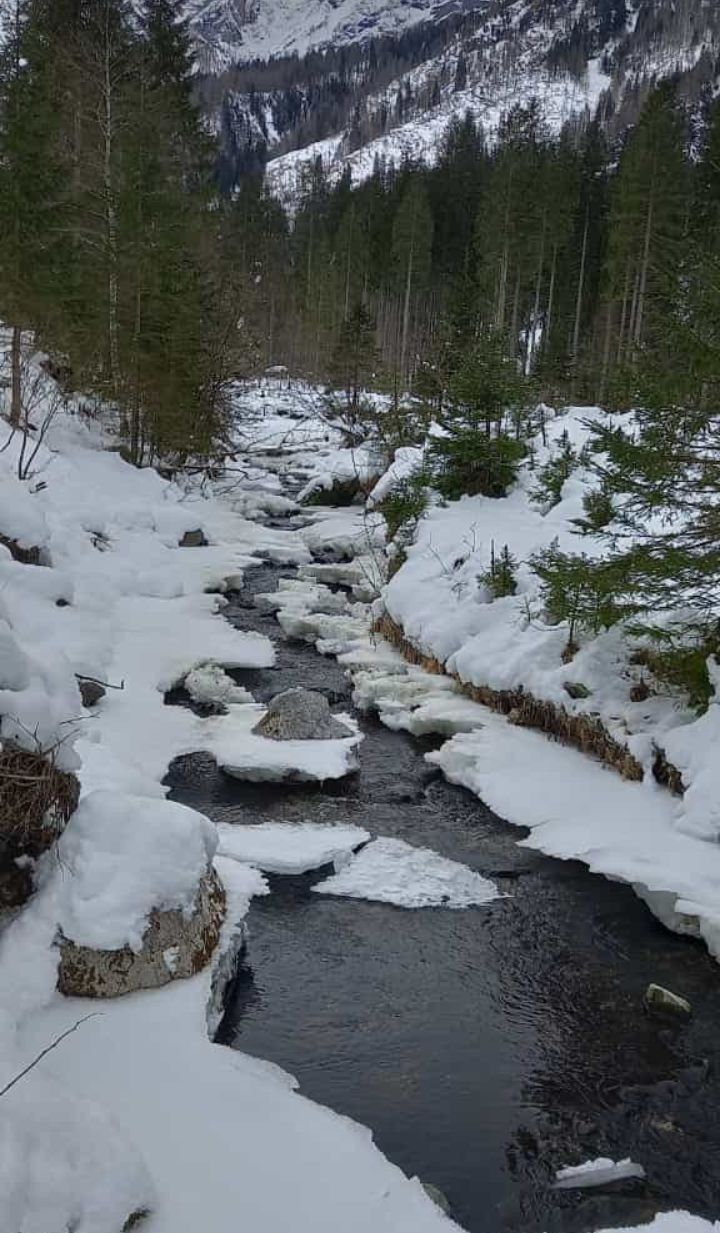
[[166, 562, 720, 1233]]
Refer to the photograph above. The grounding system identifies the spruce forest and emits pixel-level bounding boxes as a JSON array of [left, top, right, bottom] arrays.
[[1, 1, 720, 691]]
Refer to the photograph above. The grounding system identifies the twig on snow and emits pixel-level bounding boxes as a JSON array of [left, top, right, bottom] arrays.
[[0, 1015, 100, 1099]]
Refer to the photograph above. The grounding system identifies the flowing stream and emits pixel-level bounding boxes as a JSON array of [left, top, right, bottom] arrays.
[[167, 558, 720, 1233]]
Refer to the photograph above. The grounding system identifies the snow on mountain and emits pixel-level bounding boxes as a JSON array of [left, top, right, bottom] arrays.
[[213, 0, 720, 201], [191, 0, 480, 65], [1, 0, 717, 195], [265, 53, 612, 206]]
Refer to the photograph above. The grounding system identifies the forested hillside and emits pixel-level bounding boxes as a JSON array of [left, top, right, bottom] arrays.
[[227, 83, 720, 418], [203, 0, 718, 198], [2, 3, 719, 452], [0, 0, 247, 466], [2, 0, 718, 416]]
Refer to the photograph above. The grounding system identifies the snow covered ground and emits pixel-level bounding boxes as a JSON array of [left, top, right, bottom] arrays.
[[2, 368, 720, 1233], [0, 366, 461, 1232]]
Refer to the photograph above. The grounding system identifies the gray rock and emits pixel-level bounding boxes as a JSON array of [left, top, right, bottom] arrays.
[[253, 688, 353, 741], [78, 678, 107, 708], [179, 528, 208, 547], [644, 982, 691, 1018], [57, 867, 225, 998], [0, 533, 42, 565]]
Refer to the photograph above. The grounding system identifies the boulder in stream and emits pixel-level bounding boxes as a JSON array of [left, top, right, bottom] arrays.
[[644, 982, 691, 1018], [57, 867, 225, 998], [253, 688, 353, 741]]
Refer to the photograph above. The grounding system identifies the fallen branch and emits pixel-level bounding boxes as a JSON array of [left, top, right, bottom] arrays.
[[75, 673, 125, 691], [0, 1014, 100, 1099]]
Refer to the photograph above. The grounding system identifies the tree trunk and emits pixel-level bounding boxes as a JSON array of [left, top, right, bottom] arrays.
[[102, 1, 120, 393], [628, 268, 641, 361], [599, 301, 614, 404], [9, 326, 22, 427], [634, 190, 655, 350], [572, 206, 590, 363], [343, 205, 355, 321], [399, 240, 414, 389], [545, 241, 558, 362], [496, 241, 509, 332], [509, 266, 521, 356], [526, 213, 547, 375], [617, 268, 630, 365]]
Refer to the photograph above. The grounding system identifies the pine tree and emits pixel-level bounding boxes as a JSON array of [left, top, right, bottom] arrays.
[[391, 177, 433, 389], [429, 327, 527, 499], [481, 542, 518, 598], [600, 83, 689, 399], [328, 302, 381, 418], [118, 0, 228, 462], [0, 0, 75, 418]]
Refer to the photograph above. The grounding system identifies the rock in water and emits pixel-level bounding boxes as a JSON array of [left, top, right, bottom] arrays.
[[253, 688, 353, 741], [179, 528, 207, 547], [644, 983, 691, 1018], [57, 868, 225, 998]]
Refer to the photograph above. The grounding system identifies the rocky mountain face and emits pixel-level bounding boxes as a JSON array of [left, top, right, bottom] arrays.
[[189, 0, 719, 200], [1, 1, 716, 197], [187, 0, 481, 68]]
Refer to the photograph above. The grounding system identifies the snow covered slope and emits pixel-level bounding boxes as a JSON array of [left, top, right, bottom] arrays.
[[216, 0, 720, 199], [191, 0, 481, 65]]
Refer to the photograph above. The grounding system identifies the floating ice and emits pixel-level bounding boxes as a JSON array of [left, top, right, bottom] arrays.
[[313, 836, 499, 909]]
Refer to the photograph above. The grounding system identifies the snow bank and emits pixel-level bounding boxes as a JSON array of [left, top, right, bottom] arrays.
[[378, 406, 720, 956], [212, 703, 362, 782], [353, 663, 487, 738], [184, 662, 254, 707], [57, 792, 218, 951], [428, 712, 720, 959], [554, 1158, 646, 1189], [0, 1054, 154, 1233], [588, 1217, 720, 1233], [298, 507, 385, 560], [314, 836, 499, 908], [217, 821, 370, 874], [259, 572, 376, 659], [14, 968, 460, 1233], [297, 443, 381, 503]]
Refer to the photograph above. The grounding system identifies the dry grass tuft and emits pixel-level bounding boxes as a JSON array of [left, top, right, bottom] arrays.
[[373, 611, 646, 784], [0, 741, 80, 858], [652, 744, 685, 796]]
